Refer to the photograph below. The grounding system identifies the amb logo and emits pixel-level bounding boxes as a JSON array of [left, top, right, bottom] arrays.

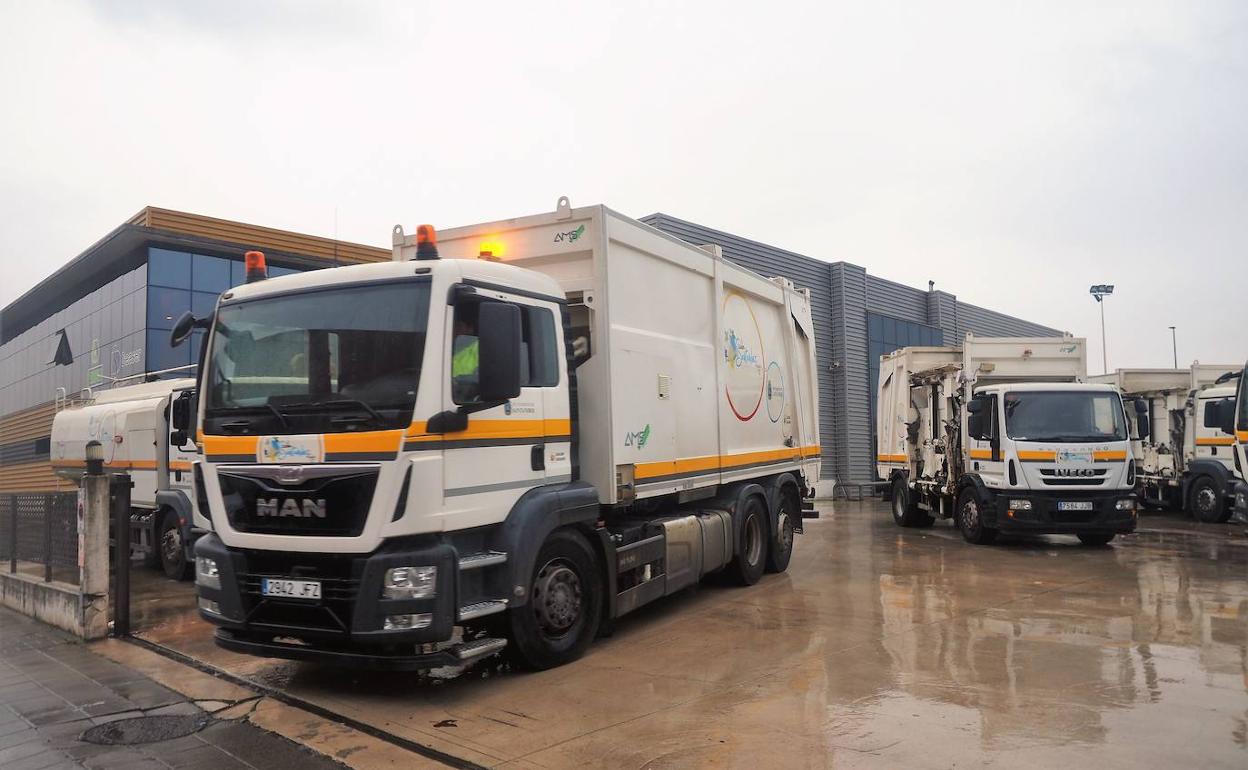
[[554, 224, 586, 244], [1059, 344, 1077, 353], [624, 424, 651, 449]]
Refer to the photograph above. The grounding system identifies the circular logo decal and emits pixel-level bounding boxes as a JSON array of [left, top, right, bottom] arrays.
[[765, 361, 786, 423], [722, 292, 765, 421]]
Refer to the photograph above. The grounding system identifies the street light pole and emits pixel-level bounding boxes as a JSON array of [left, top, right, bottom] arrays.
[[1168, 326, 1177, 368], [1089, 284, 1114, 375]]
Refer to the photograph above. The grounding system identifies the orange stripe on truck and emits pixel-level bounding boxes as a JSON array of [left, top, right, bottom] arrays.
[[1238, 430, 1248, 443], [1018, 450, 1056, 462], [1195, 437, 1235, 446], [323, 430, 404, 454], [968, 449, 992, 460], [636, 445, 821, 481], [876, 453, 907, 463], [1093, 450, 1128, 461], [403, 418, 572, 443]]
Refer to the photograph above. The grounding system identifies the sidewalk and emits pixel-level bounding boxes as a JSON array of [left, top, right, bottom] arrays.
[[0, 606, 346, 770]]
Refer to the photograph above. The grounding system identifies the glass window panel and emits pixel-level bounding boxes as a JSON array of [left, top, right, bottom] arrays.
[[192, 291, 219, 318], [192, 255, 232, 294], [147, 287, 191, 330], [147, 329, 191, 373], [883, 316, 897, 344], [269, 266, 301, 278], [868, 313, 883, 340], [148, 248, 192, 289], [230, 259, 246, 287]]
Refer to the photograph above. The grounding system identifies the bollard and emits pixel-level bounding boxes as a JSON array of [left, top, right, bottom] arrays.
[[111, 473, 133, 637]]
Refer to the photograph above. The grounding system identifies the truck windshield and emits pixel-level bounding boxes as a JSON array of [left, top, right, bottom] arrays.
[[1238, 367, 1247, 432], [204, 280, 430, 433], [1003, 390, 1127, 443]]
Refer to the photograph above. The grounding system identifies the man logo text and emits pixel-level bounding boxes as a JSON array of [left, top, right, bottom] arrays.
[[257, 498, 327, 518]]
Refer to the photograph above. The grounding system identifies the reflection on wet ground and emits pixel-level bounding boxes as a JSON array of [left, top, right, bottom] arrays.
[[125, 503, 1248, 768]]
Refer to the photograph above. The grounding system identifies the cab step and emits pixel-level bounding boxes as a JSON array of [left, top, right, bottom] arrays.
[[458, 599, 508, 621], [455, 637, 507, 661], [458, 551, 507, 570]]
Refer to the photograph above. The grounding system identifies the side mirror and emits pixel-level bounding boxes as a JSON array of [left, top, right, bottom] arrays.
[[170, 391, 194, 447], [170, 312, 196, 348], [477, 302, 523, 402], [1133, 399, 1149, 415], [966, 399, 984, 415], [1217, 399, 1236, 435], [1136, 414, 1151, 441]]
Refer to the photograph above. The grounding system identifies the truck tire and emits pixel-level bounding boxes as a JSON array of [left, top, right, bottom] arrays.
[[730, 496, 769, 586], [507, 528, 602, 670], [891, 477, 934, 528], [956, 487, 997, 545], [1189, 476, 1228, 523], [766, 488, 797, 574], [159, 512, 191, 581], [1077, 532, 1115, 546]]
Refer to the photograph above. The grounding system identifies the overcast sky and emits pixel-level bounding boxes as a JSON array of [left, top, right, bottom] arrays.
[[1, 0, 1244, 372]]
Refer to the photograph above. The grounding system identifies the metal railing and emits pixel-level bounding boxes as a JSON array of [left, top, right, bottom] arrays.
[[1, 492, 80, 585]]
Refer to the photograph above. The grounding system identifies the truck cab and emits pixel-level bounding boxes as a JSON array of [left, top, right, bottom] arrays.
[[1232, 362, 1248, 524], [962, 382, 1136, 540]]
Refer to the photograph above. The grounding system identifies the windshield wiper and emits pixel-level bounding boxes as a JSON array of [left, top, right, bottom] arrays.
[[277, 398, 386, 426]]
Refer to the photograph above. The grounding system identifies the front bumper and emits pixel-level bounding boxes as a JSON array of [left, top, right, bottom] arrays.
[[988, 491, 1137, 535], [194, 533, 505, 666]]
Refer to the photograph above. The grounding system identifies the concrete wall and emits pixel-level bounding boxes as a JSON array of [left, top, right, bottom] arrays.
[[0, 570, 108, 640]]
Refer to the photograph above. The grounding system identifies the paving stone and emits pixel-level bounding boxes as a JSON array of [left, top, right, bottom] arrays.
[[145, 702, 202, 718], [3, 747, 75, 770], [0, 737, 52, 765]]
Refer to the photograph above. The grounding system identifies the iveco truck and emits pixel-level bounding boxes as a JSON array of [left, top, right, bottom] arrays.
[[50, 378, 200, 578], [177, 198, 820, 670], [1092, 364, 1241, 521], [877, 335, 1137, 545]]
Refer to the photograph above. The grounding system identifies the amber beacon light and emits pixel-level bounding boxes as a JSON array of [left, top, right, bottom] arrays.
[[244, 250, 268, 283]]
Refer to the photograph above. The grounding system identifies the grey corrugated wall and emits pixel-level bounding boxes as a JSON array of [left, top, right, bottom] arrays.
[[641, 213, 1062, 485]]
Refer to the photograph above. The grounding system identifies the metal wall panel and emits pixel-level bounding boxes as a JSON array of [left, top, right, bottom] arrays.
[[865, 274, 929, 325]]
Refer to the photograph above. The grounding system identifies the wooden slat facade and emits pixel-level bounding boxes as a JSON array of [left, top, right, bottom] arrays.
[[0, 401, 60, 494], [128, 207, 391, 265]]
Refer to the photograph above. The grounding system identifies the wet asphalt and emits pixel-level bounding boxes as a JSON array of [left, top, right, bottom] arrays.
[[124, 500, 1248, 768]]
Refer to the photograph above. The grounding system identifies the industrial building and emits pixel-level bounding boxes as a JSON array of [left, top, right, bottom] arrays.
[[1, 207, 1059, 494]]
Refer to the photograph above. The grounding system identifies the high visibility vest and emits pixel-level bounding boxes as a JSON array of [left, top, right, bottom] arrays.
[[452, 338, 479, 378]]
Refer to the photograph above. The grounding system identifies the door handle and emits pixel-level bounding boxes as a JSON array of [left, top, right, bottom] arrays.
[[531, 444, 545, 471]]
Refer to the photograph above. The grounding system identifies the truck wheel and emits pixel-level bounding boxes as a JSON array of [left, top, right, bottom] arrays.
[[891, 477, 934, 528], [730, 496, 769, 586], [1077, 532, 1115, 546], [507, 529, 602, 670], [1189, 477, 1229, 523], [956, 488, 997, 545], [159, 512, 191, 581], [766, 489, 797, 574]]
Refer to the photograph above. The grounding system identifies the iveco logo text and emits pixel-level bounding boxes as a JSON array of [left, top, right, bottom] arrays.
[[1052, 468, 1096, 477], [256, 498, 327, 518]]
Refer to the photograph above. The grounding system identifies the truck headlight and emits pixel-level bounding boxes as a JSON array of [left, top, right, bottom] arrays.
[[196, 557, 220, 589], [1115, 498, 1136, 511], [1008, 499, 1033, 511], [382, 566, 437, 600], [383, 613, 432, 631]]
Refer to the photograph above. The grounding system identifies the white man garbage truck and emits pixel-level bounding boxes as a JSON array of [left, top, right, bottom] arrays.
[[877, 334, 1138, 545], [50, 377, 200, 579], [1227, 361, 1248, 526], [175, 199, 820, 670], [1091, 364, 1241, 522]]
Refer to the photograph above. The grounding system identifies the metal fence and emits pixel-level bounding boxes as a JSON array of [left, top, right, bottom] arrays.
[[1, 492, 81, 586]]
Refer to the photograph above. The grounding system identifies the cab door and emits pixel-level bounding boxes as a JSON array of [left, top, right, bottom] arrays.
[[439, 288, 570, 530], [966, 393, 1005, 487], [1196, 396, 1236, 470]]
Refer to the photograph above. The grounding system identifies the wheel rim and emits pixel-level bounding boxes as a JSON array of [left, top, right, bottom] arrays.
[[1196, 487, 1216, 514], [893, 493, 905, 519], [777, 509, 794, 553], [960, 498, 979, 531], [161, 525, 182, 566], [532, 559, 583, 638], [744, 513, 763, 565]]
